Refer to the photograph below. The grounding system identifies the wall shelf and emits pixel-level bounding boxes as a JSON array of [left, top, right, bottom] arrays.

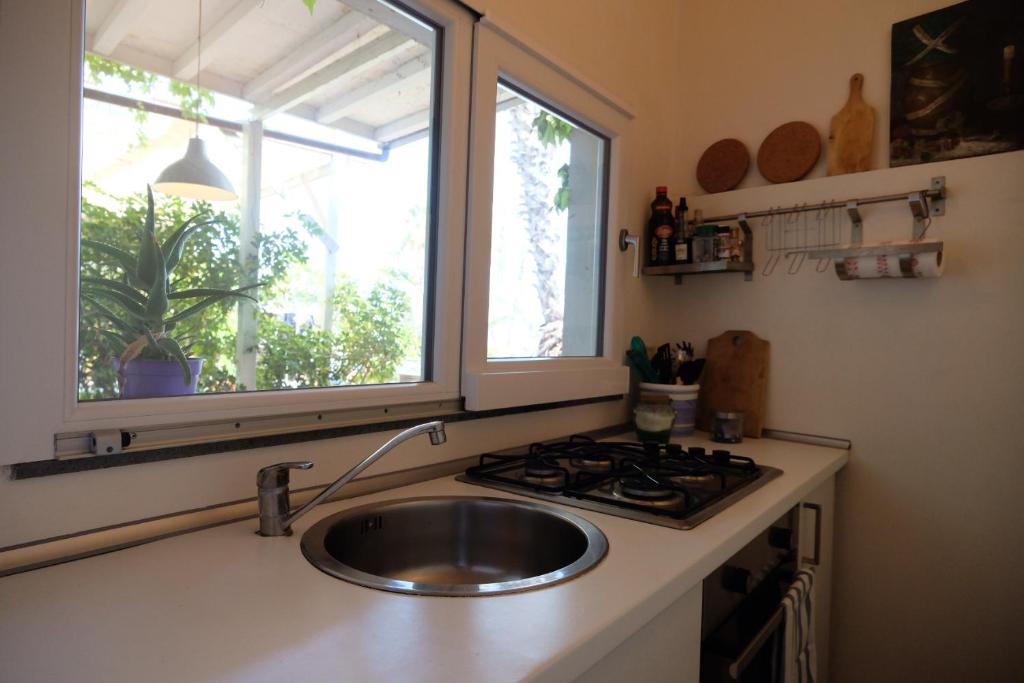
[[642, 260, 754, 284]]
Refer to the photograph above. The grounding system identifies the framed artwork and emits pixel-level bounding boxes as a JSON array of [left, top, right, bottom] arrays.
[[890, 0, 1024, 167]]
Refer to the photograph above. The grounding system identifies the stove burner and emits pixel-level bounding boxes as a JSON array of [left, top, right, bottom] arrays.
[[654, 464, 718, 485], [618, 476, 674, 500], [522, 462, 564, 486], [570, 453, 614, 473]]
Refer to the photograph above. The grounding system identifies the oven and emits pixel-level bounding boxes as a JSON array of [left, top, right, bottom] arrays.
[[700, 506, 800, 682]]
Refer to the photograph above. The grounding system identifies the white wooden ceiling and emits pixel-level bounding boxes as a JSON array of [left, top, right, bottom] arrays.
[[84, 0, 436, 145]]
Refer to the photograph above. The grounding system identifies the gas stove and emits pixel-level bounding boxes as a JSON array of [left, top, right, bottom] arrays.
[[456, 435, 782, 530]]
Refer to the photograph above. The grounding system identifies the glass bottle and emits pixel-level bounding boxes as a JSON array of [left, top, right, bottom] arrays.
[[673, 197, 690, 264], [648, 187, 675, 266]]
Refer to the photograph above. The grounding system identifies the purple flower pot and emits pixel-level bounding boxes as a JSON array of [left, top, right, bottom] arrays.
[[114, 358, 205, 399]]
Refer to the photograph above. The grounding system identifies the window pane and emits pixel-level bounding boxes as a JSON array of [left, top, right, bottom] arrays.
[[78, 0, 438, 400], [487, 83, 606, 360]]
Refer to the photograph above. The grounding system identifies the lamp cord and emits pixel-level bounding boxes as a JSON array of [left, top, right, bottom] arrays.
[[195, 0, 202, 137]]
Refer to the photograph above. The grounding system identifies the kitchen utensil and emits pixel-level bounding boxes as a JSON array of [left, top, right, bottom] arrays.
[[757, 121, 821, 183], [679, 358, 705, 385], [827, 73, 875, 175], [697, 331, 769, 437], [627, 336, 658, 382], [696, 138, 750, 194], [711, 411, 745, 443]]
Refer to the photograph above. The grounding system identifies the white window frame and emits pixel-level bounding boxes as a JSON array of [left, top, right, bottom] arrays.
[[58, 0, 474, 433], [461, 20, 632, 411]]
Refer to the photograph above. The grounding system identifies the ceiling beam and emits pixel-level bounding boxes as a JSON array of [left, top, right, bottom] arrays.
[[316, 50, 430, 124], [250, 30, 411, 120], [172, 0, 260, 80], [335, 0, 435, 48], [92, 0, 153, 55], [242, 11, 380, 102], [373, 108, 429, 142]]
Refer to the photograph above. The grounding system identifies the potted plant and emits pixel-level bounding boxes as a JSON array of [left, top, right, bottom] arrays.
[[81, 186, 260, 399]]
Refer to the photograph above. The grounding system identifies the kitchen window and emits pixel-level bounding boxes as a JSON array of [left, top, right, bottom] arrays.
[[461, 21, 630, 410], [0, 0, 629, 463], [63, 0, 471, 431]]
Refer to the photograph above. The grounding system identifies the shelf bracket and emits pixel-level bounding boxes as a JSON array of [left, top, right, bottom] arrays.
[[738, 213, 753, 281], [846, 201, 863, 244], [908, 191, 930, 240], [929, 176, 946, 216]]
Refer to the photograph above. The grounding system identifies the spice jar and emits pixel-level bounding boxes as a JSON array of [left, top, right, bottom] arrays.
[[693, 225, 719, 263], [711, 411, 744, 443]]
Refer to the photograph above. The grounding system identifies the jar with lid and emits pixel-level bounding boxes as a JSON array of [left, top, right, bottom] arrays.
[[693, 225, 719, 263], [716, 226, 732, 261]]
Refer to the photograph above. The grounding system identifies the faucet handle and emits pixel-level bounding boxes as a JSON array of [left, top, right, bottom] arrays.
[[257, 461, 314, 489]]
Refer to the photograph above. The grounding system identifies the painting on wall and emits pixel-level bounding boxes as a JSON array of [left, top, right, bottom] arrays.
[[890, 0, 1024, 167]]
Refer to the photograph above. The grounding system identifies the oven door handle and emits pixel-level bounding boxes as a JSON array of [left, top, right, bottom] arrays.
[[728, 604, 785, 679]]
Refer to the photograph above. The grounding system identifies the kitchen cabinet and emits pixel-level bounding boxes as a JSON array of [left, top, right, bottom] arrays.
[[798, 475, 836, 682], [575, 585, 701, 683]]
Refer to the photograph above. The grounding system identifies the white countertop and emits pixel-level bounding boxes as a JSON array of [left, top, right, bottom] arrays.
[[0, 434, 846, 683]]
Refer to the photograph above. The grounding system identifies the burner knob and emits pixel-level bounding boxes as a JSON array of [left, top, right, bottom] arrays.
[[687, 446, 706, 458], [721, 566, 751, 594], [712, 449, 732, 464], [666, 443, 683, 457]]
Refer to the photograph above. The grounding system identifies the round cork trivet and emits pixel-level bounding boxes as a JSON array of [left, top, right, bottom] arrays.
[[696, 138, 750, 193], [757, 121, 821, 183]]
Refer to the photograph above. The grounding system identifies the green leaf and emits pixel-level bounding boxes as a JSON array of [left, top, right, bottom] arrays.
[[81, 295, 145, 336], [162, 216, 215, 274], [164, 289, 259, 325], [98, 330, 128, 356], [168, 283, 262, 302], [80, 276, 146, 304], [144, 235, 169, 322], [82, 287, 150, 322], [81, 239, 137, 276], [135, 186, 159, 290], [301, 0, 317, 14], [156, 337, 193, 385]]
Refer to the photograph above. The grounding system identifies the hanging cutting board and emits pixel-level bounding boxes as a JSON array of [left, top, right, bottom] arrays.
[[827, 73, 875, 175], [696, 330, 769, 437]]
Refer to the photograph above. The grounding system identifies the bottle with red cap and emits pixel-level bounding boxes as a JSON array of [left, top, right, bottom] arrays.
[[648, 186, 676, 266]]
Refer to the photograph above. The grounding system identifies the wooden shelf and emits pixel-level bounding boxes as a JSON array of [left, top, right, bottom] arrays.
[[643, 260, 754, 282]]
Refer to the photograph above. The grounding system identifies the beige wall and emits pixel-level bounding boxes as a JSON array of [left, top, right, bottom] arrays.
[[665, 0, 1024, 680], [0, 1, 680, 547]]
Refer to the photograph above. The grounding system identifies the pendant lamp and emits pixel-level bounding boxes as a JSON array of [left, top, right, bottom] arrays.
[[153, 0, 237, 201]]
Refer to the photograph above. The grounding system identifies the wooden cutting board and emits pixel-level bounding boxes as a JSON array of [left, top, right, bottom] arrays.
[[827, 73, 875, 175], [757, 121, 821, 183], [697, 331, 769, 437]]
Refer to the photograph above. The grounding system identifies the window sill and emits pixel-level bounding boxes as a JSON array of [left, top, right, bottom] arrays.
[[6, 395, 623, 480]]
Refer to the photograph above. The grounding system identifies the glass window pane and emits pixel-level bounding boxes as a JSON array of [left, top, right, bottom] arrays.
[[77, 0, 438, 400], [487, 83, 606, 360]]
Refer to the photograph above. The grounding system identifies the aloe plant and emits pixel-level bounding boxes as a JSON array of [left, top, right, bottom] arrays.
[[81, 186, 261, 389]]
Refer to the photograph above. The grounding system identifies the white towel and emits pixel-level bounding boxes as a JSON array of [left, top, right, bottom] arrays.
[[782, 567, 817, 683]]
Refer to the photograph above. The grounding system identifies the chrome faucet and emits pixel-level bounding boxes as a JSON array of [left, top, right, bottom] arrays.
[[257, 420, 447, 537]]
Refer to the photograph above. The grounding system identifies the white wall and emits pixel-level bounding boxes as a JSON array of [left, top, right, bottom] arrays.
[[0, 0, 680, 548], [665, 1, 1024, 680]]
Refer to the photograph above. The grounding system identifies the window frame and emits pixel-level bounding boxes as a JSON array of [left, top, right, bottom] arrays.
[[60, 0, 474, 433], [461, 20, 631, 411]]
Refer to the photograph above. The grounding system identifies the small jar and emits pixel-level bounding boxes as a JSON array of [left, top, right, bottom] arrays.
[[716, 226, 732, 261], [694, 225, 719, 263], [711, 411, 744, 443]]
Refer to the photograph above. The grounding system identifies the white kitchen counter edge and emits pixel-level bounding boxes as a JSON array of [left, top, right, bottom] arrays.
[[0, 433, 847, 683]]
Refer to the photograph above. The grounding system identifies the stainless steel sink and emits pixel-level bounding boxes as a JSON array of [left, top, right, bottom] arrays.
[[300, 496, 608, 596]]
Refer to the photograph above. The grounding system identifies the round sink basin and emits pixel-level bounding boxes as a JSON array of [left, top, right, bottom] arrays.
[[300, 496, 608, 596]]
